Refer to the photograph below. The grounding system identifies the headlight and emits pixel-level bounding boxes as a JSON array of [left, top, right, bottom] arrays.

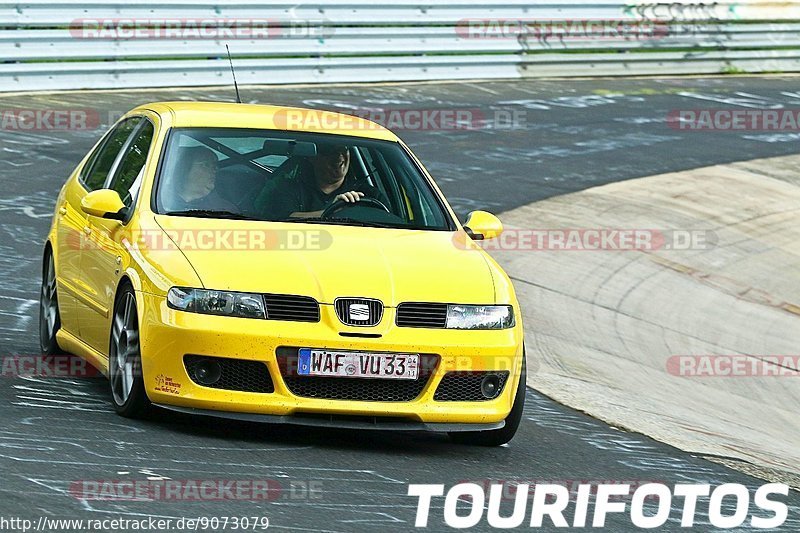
[[167, 287, 266, 319], [446, 305, 514, 330]]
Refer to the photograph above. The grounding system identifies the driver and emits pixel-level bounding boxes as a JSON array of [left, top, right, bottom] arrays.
[[257, 142, 389, 220]]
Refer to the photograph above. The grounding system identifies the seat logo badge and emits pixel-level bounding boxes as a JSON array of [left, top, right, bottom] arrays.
[[349, 303, 370, 321]]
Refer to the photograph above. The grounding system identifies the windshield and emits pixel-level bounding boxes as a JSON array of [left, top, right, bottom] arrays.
[[154, 128, 454, 230]]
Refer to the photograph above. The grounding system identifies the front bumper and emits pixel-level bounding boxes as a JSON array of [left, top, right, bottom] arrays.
[[154, 404, 506, 432], [138, 292, 524, 426]]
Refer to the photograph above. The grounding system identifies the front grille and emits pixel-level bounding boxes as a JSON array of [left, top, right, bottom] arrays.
[[184, 355, 274, 393], [334, 298, 383, 327], [434, 371, 509, 401], [276, 348, 438, 401], [396, 302, 448, 328], [264, 294, 320, 322]]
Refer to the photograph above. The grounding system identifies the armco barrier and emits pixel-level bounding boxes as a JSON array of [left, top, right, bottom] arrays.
[[1, 1, 800, 91]]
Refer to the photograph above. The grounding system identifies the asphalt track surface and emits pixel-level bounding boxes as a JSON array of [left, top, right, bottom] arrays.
[[1, 77, 800, 531]]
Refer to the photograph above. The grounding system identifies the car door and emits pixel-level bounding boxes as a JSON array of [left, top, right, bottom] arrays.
[[66, 117, 141, 348], [79, 118, 155, 354], [54, 118, 139, 336], [54, 178, 88, 336]]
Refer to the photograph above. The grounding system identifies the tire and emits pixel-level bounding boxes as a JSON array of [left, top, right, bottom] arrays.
[[39, 249, 63, 355], [108, 283, 151, 418], [449, 353, 527, 447]]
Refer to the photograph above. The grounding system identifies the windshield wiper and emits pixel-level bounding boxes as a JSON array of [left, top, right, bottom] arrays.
[[164, 209, 261, 221], [278, 217, 396, 228], [326, 217, 430, 230]]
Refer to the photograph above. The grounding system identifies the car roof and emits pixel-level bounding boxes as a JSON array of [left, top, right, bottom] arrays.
[[132, 101, 400, 142]]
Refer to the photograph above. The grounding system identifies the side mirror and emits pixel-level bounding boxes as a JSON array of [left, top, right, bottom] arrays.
[[81, 189, 126, 221], [463, 211, 503, 241]]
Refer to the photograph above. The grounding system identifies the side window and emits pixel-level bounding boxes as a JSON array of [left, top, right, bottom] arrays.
[[360, 147, 403, 215], [81, 118, 140, 191], [109, 121, 155, 209]]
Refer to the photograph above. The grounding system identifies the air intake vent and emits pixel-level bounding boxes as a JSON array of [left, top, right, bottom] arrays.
[[184, 355, 274, 393], [434, 371, 509, 401], [334, 298, 383, 327], [396, 302, 448, 328], [264, 294, 320, 322]]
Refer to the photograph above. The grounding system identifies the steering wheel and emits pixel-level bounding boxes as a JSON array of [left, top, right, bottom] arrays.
[[321, 196, 391, 219]]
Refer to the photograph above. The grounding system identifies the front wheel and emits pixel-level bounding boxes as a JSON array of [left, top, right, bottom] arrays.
[[449, 354, 527, 446], [108, 283, 150, 418], [39, 250, 63, 355]]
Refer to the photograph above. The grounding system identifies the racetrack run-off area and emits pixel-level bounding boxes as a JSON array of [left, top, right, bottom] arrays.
[[495, 154, 800, 484], [0, 76, 799, 530]]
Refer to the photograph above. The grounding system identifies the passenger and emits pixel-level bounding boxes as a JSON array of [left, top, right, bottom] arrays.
[[164, 146, 237, 212]]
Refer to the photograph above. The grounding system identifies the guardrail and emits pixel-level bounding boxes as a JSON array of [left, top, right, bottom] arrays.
[[1, 1, 800, 92]]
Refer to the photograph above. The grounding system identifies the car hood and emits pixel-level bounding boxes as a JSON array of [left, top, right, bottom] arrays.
[[153, 216, 497, 306]]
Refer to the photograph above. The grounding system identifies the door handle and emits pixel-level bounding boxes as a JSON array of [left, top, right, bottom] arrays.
[[83, 226, 92, 236]]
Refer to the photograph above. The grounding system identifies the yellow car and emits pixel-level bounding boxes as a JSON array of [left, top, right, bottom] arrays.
[[40, 102, 525, 445]]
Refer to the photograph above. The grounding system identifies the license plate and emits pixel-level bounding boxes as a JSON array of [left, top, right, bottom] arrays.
[[297, 349, 419, 380]]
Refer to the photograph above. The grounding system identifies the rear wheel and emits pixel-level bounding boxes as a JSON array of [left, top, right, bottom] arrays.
[[109, 284, 150, 418], [39, 250, 62, 355], [449, 354, 527, 446]]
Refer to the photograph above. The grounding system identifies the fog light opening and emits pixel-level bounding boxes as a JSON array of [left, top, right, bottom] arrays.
[[480, 374, 501, 399], [193, 359, 222, 386]]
